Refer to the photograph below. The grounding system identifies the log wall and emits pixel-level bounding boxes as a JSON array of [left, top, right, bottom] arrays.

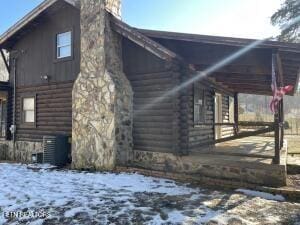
[[221, 94, 234, 138], [15, 81, 73, 141], [123, 39, 180, 154], [179, 75, 215, 153]]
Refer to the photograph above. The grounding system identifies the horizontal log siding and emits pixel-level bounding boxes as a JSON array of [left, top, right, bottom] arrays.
[[15, 81, 73, 141], [187, 82, 215, 152], [178, 69, 215, 153], [123, 39, 180, 154], [221, 95, 234, 137], [128, 70, 180, 153]]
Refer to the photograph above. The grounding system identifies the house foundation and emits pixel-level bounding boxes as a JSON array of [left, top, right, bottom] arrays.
[[132, 149, 287, 187], [0, 140, 42, 163], [72, 0, 133, 170]]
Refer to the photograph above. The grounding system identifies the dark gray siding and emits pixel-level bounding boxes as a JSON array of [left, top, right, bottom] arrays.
[[221, 94, 234, 137], [10, 3, 80, 87], [179, 77, 215, 153], [8, 2, 80, 141], [123, 39, 180, 154], [15, 82, 73, 141]]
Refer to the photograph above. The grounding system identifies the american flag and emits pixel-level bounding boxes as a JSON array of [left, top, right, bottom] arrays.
[[270, 60, 293, 113]]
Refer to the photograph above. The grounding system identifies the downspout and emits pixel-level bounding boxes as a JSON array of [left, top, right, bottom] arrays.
[[9, 52, 18, 159], [12, 57, 16, 144]]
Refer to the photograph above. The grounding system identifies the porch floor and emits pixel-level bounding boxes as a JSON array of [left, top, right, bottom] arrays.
[[191, 136, 288, 164], [213, 136, 276, 159], [134, 136, 288, 186]]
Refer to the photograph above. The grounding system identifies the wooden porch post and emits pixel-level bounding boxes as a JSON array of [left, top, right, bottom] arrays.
[[274, 110, 280, 164], [280, 99, 284, 149], [234, 92, 239, 135], [272, 52, 281, 164]]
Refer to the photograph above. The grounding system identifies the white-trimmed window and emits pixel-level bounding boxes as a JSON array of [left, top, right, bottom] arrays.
[[194, 85, 206, 124], [22, 97, 35, 123], [56, 31, 72, 59]]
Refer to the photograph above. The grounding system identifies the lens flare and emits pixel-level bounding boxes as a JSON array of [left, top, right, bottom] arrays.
[[134, 16, 300, 116]]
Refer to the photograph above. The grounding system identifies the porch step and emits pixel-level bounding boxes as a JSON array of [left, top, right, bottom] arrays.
[[287, 154, 300, 174]]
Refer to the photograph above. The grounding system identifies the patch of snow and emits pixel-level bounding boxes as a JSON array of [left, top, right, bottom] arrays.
[[27, 163, 57, 170], [64, 207, 88, 217], [0, 163, 200, 224], [236, 189, 285, 201], [28, 219, 44, 225]]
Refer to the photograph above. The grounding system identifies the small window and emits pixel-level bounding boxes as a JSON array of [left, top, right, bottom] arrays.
[[194, 85, 206, 124], [56, 31, 72, 59], [229, 96, 234, 123], [22, 97, 35, 124]]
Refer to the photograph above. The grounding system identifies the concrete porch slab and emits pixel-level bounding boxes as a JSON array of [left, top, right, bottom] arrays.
[[132, 136, 288, 187]]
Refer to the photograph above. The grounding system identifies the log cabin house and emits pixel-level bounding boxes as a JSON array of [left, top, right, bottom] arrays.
[[0, 0, 299, 186]]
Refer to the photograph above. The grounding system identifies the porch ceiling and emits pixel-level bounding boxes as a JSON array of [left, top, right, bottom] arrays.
[[139, 29, 300, 96]]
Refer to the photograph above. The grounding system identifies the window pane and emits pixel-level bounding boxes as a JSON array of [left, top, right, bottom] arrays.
[[57, 32, 71, 46], [25, 111, 35, 123], [194, 85, 205, 124], [23, 98, 34, 110], [229, 96, 234, 123], [58, 46, 71, 58]]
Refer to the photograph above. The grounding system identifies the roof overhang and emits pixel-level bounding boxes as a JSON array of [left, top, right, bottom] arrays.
[[0, 0, 79, 49], [139, 29, 300, 96], [110, 15, 182, 62]]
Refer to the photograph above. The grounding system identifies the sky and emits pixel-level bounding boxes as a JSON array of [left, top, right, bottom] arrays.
[[0, 0, 283, 39]]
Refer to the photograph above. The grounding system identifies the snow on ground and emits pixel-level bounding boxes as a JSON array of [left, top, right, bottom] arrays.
[[235, 189, 285, 201], [0, 163, 300, 225]]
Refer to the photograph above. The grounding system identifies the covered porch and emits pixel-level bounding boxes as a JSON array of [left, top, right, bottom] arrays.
[[131, 29, 300, 186], [140, 29, 299, 165]]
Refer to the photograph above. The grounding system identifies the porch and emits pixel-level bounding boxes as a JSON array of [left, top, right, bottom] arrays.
[[128, 28, 299, 187], [133, 135, 288, 186]]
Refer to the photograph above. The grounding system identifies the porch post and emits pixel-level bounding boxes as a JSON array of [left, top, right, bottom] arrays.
[[272, 52, 280, 164], [280, 99, 284, 149], [274, 110, 280, 164], [234, 92, 239, 135]]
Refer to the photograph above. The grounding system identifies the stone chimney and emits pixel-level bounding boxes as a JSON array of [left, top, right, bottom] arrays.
[[72, 0, 133, 170], [105, 0, 121, 18]]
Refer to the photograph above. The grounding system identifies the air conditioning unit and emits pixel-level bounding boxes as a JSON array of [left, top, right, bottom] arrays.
[[42, 135, 70, 166]]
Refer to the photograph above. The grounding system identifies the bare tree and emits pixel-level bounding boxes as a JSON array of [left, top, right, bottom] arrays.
[[0, 51, 9, 81]]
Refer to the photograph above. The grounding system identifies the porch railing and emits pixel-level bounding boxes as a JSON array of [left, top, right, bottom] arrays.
[[195, 119, 284, 164]]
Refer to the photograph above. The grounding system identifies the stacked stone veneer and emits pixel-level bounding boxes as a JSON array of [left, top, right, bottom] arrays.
[[0, 140, 42, 162], [72, 0, 133, 170], [132, 150, 287, 187], [105, 0, 121, 18]]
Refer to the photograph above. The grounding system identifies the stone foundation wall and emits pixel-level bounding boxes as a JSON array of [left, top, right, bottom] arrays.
[[0, 140, 42, 163], [132, 150, 287, 187]]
